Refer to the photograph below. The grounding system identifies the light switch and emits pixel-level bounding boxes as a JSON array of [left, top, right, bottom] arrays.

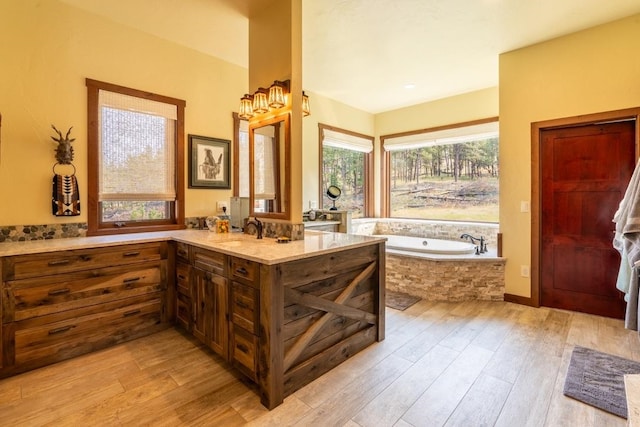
[[520, 201, 530, 212]]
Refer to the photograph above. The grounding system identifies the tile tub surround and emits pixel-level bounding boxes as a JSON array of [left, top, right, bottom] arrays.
[[386, 251, 505, 301], [352, 218, 505, 301], [352, 218, 499, 248]]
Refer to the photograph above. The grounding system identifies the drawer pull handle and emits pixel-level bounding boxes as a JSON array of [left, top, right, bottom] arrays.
[[123, 277, 141, 284], [48, 259, 70, 266], [236, 267, 248, 276], [178, 250, 188, 257], [48, 325, 73, 335], [80, 255, 92, 262], [123, 309, 141, 317], [48, 288, 71, 296], [123, 251, 140, 257], [237, 343, 249, 353], [178, 274, 187, 280]]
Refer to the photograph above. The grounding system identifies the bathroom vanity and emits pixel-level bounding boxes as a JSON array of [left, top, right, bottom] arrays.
[[0, 230, 385, 409]]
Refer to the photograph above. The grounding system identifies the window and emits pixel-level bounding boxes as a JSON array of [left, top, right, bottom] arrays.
[[382, 118, 499, 222], [86, 79, 185, 235], [233, 114, 250, 198], [319, 125, 374, 218]]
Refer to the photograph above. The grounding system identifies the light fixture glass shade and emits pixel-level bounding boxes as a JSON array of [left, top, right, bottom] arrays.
[[253, 89, 269, 114], [239, 94, 254, 119], [268, 81, 286, 108], [302, 91, 311, 117]]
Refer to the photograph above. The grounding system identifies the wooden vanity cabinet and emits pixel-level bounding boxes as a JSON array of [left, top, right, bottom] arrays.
[[189, 247, 229, 359], [229, 257, 260, 381], [171, 239, 385, 410], [0, 242, 170, 377]]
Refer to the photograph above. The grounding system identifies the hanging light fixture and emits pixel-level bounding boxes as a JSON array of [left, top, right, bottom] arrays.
[[238, 94, 254, 120], [302, 91, 311, 117], [252, 88, 269, 114], [268, 80, 286, 108]]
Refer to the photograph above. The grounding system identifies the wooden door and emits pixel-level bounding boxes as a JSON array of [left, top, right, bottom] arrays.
[[541, 121, 635, 318]]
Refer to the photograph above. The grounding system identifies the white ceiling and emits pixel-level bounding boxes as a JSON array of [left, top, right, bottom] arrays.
[[61, 0, 640, 114]]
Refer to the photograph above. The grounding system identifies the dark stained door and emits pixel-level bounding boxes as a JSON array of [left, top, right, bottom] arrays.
[[541, 121, 635, 318]]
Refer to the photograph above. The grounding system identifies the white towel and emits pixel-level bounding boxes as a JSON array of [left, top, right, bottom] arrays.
[[614, 161, 640, 330]]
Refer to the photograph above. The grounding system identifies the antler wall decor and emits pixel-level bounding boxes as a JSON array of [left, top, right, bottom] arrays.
[[51, 124, 75, 164]]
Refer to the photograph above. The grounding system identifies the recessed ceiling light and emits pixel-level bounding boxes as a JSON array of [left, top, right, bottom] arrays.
[[404, 83, 416, 89]]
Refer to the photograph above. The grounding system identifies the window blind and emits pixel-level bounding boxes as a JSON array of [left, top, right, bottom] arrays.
[[98, 89, 176, 202], [322, 129, 373, 153], [383, 121, 498, 151]]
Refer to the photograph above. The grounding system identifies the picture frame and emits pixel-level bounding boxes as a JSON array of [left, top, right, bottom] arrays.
[[188, 134, 231, 189]]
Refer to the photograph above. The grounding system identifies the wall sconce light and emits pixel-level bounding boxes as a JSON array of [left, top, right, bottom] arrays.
[[238, 79, 310, 120], [252, 88, 269, 114], [302, 91, 310, 117], [239, 94, 254, 120], [268, 80, 286, 108]]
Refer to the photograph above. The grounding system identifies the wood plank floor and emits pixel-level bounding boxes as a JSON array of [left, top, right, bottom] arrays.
[[1, 300, 639, 426]]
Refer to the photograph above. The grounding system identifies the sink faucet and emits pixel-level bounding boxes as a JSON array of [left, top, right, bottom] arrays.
[[245, 217, 263, 239], [460, 233, 486, 253]]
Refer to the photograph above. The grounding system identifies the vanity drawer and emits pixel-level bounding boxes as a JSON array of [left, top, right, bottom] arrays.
[[231, 281, 259, 334], [10, 294, 164, 369], [230, 325, 258, 382], [175, 242, 190, 263], [176, 291, 191, 332], [3, 243, 165, 281], [4, 261, 164, 323], [192, 248, 226, 276], [230, 257, 258, 287], [176, 262, 190, 296]]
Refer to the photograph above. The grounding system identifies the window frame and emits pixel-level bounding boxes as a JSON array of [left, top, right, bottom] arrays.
[[86, 78, 185, 236], [381, 116, 499, 220], [318, 123, 374, 218]]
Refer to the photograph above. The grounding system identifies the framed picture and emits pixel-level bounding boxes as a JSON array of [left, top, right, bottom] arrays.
[[188, 134, 231, 189]]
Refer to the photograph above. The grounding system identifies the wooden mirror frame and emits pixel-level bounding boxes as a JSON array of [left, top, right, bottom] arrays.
[[249, 112, 291, 220]]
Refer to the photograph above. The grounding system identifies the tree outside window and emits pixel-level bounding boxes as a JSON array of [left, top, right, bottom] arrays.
[[384, 119, 499, 223]]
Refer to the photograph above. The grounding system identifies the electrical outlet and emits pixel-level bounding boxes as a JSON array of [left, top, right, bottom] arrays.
[[520, 265, 530, 277], [216, 201, 228, 213], [309, 200, 317, 209], [520, 201, 530, 212]]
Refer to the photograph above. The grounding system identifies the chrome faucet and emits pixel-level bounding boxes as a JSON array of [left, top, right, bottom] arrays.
[[245, 217, 263, 239], [460, 233, 486, 253]]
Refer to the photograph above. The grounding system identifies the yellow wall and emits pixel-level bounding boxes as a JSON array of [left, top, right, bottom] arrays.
[[0, 0, 246, 226], [500, 13, 640, 297], [301, 91, 375, 210]]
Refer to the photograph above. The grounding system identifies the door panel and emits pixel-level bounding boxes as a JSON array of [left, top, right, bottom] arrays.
[[541, 121, 635, 318]]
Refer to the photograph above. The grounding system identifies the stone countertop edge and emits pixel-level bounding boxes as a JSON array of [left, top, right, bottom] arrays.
[[0, 229, 387, 265]]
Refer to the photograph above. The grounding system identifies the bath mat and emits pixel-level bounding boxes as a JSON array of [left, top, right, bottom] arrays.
[[563, 345, 640, 418], [385, 290, 421, 311]]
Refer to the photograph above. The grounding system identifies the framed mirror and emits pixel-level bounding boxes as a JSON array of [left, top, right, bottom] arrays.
[[249, 113, 290, 220]]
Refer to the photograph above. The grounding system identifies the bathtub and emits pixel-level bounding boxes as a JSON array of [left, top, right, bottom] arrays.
[[375, 234, 476, 255]]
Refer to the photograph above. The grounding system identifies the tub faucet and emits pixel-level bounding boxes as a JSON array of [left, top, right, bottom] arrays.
[[460, 233, 487, 253], [245, 217, 263, 239]]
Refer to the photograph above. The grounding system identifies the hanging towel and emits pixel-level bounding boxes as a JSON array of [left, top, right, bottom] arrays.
[[52, 174, 80, 216], [613, 161, 640, 330]]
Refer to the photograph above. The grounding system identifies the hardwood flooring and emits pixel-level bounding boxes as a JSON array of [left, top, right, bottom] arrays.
[[1, 300, 639, 426]]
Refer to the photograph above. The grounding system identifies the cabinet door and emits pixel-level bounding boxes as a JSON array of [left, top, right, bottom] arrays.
[[191, 268, 228, 359]]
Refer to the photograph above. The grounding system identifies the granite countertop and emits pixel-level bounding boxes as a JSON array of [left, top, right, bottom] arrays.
[[0, 229, 385, 265]]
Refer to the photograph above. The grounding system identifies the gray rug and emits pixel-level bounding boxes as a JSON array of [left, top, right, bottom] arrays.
[[563, 346, 640, 418], [385, 290, 421, 311]]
